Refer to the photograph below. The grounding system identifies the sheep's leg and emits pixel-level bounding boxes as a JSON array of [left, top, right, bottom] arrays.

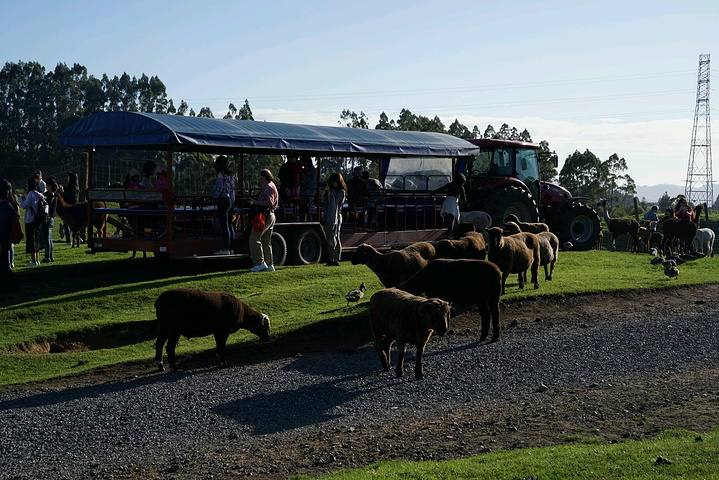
[[154, 329, 169, 371], [395, 342, 407, 378], [166, 332, 181, 373], [500, 273, 508, 295], [478, 302, 491, 342], [214, 331, 230, 366], [544, 264, 550, 281], [548, 259, 556, 280], [414, 340, 429, 380], [373, 336, 392, 371], [489, 297, 501, 342], [517, 272, 525, 289], [531, 262, 539, 290]]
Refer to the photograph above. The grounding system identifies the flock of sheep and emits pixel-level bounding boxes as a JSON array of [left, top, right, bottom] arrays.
[[152, 204, 715, 380], [351, 213, 559, 379]]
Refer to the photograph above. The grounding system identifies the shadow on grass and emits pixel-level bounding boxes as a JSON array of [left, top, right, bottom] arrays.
[[0, 256, 251, 309], [7, 319, 158, 354]]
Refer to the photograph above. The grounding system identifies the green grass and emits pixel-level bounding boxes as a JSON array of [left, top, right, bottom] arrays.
[[292, 427, 719, 480], [2, 237, 718, 386], [4, 234, 719, 480]]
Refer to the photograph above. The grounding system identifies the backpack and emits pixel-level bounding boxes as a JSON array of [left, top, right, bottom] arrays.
[[34, 194, 49, 224], [10, 214, 23, 244]]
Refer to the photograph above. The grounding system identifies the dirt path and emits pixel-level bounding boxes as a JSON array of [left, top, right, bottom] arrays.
[[3, 284, 719, 479]]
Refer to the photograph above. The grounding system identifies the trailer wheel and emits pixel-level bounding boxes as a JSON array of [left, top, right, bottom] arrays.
[[287, 228, 323, 265], [271, 231, 287, 267], [561, 204, 601, 251], [484, 186, 539, 226]]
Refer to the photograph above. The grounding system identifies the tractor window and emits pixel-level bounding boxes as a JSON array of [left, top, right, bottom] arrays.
[[516, 148, 540, 198], [494, 149, 513, 176]]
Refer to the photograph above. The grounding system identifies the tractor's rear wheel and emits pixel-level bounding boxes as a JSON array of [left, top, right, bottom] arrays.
[[561, 204, 601, 251], [484, 186, 539, 227]]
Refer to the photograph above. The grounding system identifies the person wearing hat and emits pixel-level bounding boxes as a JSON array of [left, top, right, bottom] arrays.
[[432, 173, 467, 239], [643, 204, 659, 231], [346, 166, 370, 228], [155, 165, 168, 190]]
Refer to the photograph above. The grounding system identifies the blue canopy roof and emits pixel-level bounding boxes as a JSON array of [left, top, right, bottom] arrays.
[[58, 111, 479, 157]]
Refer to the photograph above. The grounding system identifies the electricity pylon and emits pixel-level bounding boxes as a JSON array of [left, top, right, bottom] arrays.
[[685, 54, 713, 209]]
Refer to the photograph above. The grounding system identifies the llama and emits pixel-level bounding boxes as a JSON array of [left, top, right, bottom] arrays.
[[597, 199, 639, 252]]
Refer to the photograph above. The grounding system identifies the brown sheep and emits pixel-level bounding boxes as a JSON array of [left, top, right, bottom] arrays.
[[434, 231, 486, 260], [504, 213, 549, 234], [55, 194, 108, 247], [503, 222, 558, 281], [351, 241, 436, 287], [487, 226, 540, 294], [398, 258, 502, 342], [154, 288, 271, 372], [370, 288, 451, 379]]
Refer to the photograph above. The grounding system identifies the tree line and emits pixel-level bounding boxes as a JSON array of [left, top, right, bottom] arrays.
[[1, 60, 637, 209]]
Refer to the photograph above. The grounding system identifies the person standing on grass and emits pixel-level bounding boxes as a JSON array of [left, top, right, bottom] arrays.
[[40, 178, 59, 263], [18, 177, 43, 267], [322, 172, 347, 266], [0, 179, 18, 291], [433, 173, 466, 239], [248, 168, 279, 272], [61, 172, 80, 245]]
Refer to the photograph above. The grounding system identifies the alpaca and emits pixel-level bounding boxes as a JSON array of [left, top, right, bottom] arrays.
[[597, 199, 639, 252]]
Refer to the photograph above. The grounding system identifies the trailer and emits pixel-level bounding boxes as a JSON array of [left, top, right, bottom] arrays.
[[58, 111, 479, 263]]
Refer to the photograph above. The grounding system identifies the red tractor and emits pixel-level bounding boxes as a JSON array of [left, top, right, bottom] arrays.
[[461, 138, 601, 251]]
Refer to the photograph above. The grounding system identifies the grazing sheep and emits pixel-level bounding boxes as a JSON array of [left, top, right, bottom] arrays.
[[55, 195, 108, 247], [504, 222, 558, 281], [398, 258, 502, 342], [154, 288, 271, 372], [459, 210, 492, 238], [693, 228, 715, 257], [370, 288, 451, 379], [486, 226, 540, 294], [434, 231, 486, 260], [351, 242, 436, 287], [504, 213, 549, 234], [597, 199, 639, 252]]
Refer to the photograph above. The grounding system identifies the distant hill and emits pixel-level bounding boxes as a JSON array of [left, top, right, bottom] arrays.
[[635, 184, 686, 204], [634, 183, 719, 206]]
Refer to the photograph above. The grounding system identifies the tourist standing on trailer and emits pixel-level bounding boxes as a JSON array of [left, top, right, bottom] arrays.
[[212, 156, 236, 255]]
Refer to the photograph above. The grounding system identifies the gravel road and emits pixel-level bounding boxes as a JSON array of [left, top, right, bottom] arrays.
[[2, 285, 719, 479]]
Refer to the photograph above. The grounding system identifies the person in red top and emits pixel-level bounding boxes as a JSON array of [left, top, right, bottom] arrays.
[[248, 168, 279, 272], [674, 197, 693, 222]]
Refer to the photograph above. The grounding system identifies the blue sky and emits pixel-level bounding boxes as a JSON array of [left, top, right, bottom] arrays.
[[1, 0, 717, 188]]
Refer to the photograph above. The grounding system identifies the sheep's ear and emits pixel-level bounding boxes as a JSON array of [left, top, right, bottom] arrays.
[[417, 303, 428, 317]]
